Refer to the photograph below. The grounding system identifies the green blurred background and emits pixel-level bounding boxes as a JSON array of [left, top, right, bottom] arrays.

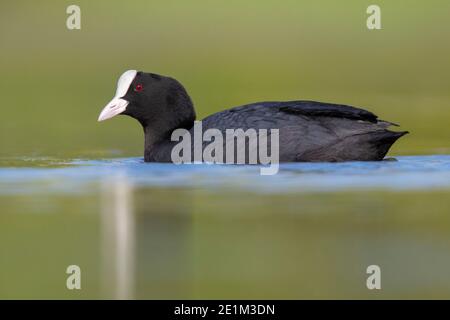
[[1, 0, 449, 158], [1, 0, 450, 300]]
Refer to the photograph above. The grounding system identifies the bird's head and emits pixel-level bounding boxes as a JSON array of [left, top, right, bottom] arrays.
[[98, 70, 195, 130]]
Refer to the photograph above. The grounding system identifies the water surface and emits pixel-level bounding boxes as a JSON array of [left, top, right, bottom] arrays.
[[1, 155, 450, 299]]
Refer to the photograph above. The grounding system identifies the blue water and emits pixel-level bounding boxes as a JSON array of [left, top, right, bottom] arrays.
[[1, 155, 450, 194], [2, 155, 450, 299]]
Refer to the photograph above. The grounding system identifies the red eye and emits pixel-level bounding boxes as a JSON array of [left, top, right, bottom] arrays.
[[134, 84, 143, 92]]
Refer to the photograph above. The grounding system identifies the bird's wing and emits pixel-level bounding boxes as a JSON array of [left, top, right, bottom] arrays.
[[268, 100, 379, 123]]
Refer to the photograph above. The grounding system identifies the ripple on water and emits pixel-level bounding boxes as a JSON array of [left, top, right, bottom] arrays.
[[0, 155, 450, 194]]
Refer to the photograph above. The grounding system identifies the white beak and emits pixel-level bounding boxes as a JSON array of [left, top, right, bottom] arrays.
[[98, 98, 129, 122], [98, 70, 137, 122]]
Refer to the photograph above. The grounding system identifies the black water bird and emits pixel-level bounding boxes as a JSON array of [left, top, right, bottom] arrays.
[[98, 70, 408, 163]]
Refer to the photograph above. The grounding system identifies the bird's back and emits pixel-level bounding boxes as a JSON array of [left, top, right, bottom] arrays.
[[198, 100, 407, 162]]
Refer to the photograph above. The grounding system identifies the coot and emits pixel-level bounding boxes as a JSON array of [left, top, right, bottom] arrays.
[[98, 70, 407, 163]]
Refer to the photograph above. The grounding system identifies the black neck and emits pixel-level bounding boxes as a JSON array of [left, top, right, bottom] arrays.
[[143, 117, 195, 162], [142, 81, 196, 162]]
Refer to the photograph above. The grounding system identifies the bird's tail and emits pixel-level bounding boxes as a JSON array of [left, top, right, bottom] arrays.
[[366, 130, 409, 160]]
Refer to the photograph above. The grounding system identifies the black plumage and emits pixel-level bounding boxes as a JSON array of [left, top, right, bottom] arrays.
[[99, 71, 408, 163]]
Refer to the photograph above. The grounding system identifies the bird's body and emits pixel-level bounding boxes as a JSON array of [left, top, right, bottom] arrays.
[[98, 70, 408, 163], [146, 100, 406, 163]]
